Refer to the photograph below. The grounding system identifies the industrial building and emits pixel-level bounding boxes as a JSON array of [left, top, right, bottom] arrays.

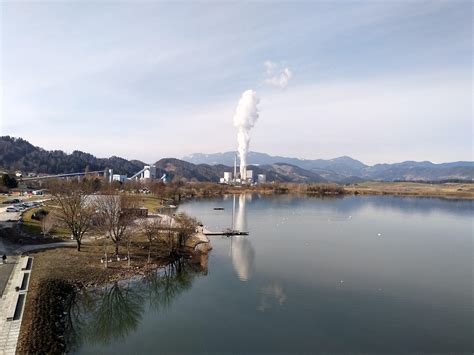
[[112, 174, 128, 183], [219, 155, 266, 184], [224, 172, 233, 183], [106, 165, 165, 183]]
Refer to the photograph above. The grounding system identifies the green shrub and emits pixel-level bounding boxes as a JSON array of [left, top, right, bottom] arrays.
[[31, 209, 49, 221]]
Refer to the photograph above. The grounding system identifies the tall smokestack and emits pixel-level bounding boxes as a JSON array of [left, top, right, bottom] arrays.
[[233, 90, 260, 181], [234, 154, 237, 180]]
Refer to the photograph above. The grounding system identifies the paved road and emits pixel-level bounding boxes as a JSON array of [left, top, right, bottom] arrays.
[[0, 262, 15, 298], [0, 234, 18, 299]]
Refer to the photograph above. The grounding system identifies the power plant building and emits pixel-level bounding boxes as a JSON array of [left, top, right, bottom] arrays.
[[143, 165, 156, 179], [112, 174, 128, 183], [246, 170, 253, 182], [224, 172, 233, 183], [257, 174, 266, 184]]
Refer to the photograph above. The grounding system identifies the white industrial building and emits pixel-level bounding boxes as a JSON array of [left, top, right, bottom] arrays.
[[130, 165, 157, 180], [112, 174, 128, 183], [246, 170, 253, 183], [224, 172, 233, 183], [257, 174, 266, 184], [106, 165, 161, 183]]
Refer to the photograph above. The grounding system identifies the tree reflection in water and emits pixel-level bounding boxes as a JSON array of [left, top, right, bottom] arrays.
[[68, 257, 206, 349], [145, 257, 205, 312], [87, 281, 144, 345]]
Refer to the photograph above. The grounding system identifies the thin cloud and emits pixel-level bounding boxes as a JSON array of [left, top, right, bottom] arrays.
[[264, 60, 278, 75], [264, 61, 292, 89]]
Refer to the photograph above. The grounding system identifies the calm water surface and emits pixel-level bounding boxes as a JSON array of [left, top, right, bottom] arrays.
[[72, 195, 473, 354]]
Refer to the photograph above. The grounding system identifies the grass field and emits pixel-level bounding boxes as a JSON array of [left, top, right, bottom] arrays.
[[345, 182, 474, 199], [21, 205, 69, 236], [136, 195, 166, 212]]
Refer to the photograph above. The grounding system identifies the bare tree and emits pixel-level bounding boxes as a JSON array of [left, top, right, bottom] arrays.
[[124, 229, 133, 267], [156, 213, 176, 256], [174, 213, 198, 250], [41, 212, 56, 237], [50, 181, 95, 251], [96, 193, 138, 256], [140, 217, 162, 263]]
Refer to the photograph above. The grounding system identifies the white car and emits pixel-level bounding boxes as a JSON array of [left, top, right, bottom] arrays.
[[6, 207, 19, 212]]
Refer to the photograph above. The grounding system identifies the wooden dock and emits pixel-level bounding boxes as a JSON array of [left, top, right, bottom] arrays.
[[203, 228, 249, 236]]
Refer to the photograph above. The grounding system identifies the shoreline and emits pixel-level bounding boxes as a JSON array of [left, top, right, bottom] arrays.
[[9, 186, 472, 353], [173, 182, 474, 200], [14, 209, 211, 354], [15, 242, 209, 354]]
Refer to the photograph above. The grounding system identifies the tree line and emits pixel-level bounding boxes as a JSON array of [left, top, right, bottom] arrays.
[[47, 180, 200, 267]]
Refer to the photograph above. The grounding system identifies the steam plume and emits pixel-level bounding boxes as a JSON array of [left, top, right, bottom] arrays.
[[233, 90, 260, 180]]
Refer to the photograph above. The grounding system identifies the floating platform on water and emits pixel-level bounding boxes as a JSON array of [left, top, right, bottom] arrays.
[[203, 228, 249, 236], [213, 207, 225, 210]]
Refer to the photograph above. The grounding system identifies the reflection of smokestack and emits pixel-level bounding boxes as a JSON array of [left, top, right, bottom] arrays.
[[233, 90, 259, 181], [232, 237, 255, 281], [235, 194, 246, 231], [231, 194, 255, 281]]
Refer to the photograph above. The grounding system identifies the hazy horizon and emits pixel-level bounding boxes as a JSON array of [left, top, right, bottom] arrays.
[[3, 135, 472, 167], [1, 1, 472, 165]]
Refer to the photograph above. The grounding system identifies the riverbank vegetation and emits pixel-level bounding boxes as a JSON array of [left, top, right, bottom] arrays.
[[345, 181, 474, 199], [16, 179, 209, 353], [12, 178, 473, 353], [17, 237, 208, 353]]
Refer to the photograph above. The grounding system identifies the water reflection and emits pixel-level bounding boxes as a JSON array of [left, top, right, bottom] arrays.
[[231, 194, 255, 282], [85, 282, 144, 345], [144, 259, 203, 311], [257, 282, 287, 312], [72, 195, 472, 354], [69, 258, 206, 350]]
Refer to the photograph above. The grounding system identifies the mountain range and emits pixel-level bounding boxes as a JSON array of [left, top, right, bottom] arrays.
[[0, 136, 472, 183], [182, 151, 473, 182]]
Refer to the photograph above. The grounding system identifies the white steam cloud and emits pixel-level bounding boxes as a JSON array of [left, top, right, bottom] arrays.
[[264, 60, 277, 75], [264, 60, 292, 89], [233, 90, 260, 180]]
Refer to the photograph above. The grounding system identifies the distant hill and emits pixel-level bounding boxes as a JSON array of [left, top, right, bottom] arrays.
[[183, 151, 474, 182], [1, 136, 472, 183], [0, 136, 145, 175], [154, 158, 327, 183], [0, 137, 327, 183]]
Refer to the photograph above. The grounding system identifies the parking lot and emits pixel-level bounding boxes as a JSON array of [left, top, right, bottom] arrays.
[[0, 198, 48, 224]]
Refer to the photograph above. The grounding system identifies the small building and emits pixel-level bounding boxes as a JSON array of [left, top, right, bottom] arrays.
[[112, 174, 128, 183], [257, 174, 266, 184], [124, 207, 148, 217]]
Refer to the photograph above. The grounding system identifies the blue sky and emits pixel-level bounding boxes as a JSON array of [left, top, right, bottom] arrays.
[[0, 0, 472, 164]]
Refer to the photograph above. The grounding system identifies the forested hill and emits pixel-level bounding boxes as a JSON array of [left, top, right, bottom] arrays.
[[1, 136, 472, 183], [0, 136, 145, 175]]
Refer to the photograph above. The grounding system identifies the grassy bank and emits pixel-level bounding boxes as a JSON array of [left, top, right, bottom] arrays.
[[16, 233, 203, 354], [345, 181, 474, 199], [20, 278, 76, 354], [150, 181, 474, 200], [20, 205, 69, 237]]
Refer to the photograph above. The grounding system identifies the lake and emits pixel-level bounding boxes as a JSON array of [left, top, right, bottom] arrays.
[[72, 195, 473, 354]]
